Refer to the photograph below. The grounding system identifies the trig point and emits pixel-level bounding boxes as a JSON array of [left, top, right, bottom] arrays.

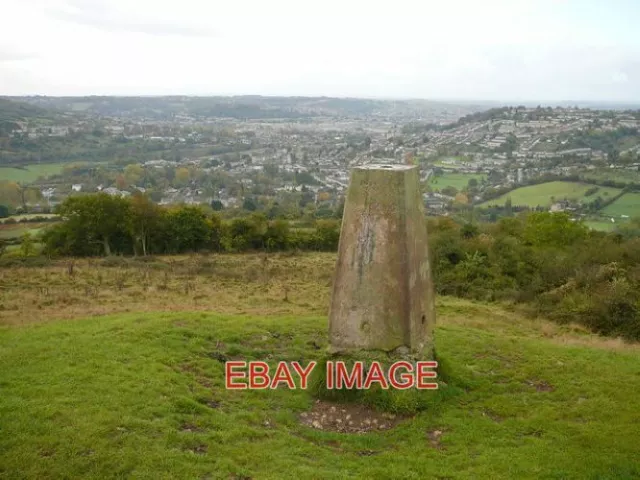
[[328, 164, 435, 357]]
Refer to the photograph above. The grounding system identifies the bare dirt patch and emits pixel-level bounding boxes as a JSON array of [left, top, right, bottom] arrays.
[[525, 379, 554, 392], [299, 400, 405, 433], [204, 399, 221, 409], [427, 429, 445, 449], [180, 423, 203, 433], [482, 409, 505, 423], [186, 444, 208, 455]]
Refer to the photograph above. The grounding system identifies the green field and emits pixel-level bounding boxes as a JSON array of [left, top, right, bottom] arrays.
[[429, 173, 485, 191], [0, 222, 53, 239], [601, 193, 640, 218], [480, 181, 622, 208], [1, 213, 59, 223], [582, 169, 640, 185], [432, 156, 469, 167], [584, 220, 618, 232], [0, 163, 71, 183], [1, 298, 639, 479]]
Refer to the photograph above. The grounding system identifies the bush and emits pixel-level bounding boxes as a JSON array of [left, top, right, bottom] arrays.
[[35, 194, 640, 340], [427, 212, 640, 340]]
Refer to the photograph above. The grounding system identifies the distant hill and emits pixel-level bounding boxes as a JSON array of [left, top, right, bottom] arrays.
[[10, 95, 485, 122], [0, 98, 53, 134], [0, 97, 50, 122]]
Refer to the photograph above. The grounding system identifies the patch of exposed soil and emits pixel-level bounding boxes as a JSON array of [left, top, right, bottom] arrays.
[[299, 400, 405, 433], [196, 398, 220, 409], [427, 429, 445, 449], [525, 379, 554, 392], [208, 352, 228, 363], [39, 448, 56, 457], [482, 409, 504, 423], [196, 376, 213, 388], [187, 444, 208, 455], [180, 423, 202, 433]]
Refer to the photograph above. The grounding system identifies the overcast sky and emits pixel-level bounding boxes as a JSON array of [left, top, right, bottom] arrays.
[[0, 0, 638, 102]]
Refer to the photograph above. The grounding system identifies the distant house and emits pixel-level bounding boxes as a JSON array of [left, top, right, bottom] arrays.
[[549, 203, 565, 213], [71, 184, 83, 192], [103, 187, 130, 197], [41, 187, 56, 198]]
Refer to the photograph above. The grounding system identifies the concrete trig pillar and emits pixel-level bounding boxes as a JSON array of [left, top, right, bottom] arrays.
[[328, 164, 435, 357]]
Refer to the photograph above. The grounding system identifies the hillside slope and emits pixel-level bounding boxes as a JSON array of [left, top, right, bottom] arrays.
[[1, 267, 639, 478], [0, 97, 51, 126]]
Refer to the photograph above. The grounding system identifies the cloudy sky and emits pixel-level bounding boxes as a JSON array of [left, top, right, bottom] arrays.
[[0, 0, 638, 102]]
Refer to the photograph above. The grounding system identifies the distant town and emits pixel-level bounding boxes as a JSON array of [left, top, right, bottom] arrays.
[[1, 96, 639, 231]]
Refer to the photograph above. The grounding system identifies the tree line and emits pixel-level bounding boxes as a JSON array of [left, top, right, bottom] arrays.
[[428, 213, 640, 340], [42, 193, 340, 257], [36, 193, 640, 340]]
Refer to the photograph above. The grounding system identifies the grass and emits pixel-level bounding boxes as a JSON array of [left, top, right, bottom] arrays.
[[584, 220, 618, 232], [0, 162, 71, 183], [1, 253, 639, 478], [1, 213, 60, 222], [0, 222, 53, 239], [429, 173, 485, 191], [480, 181, 622, 208], [600, 193, 640, 218], [582, 168, 640, 185], [0, 254, 335, 326], [432, 156, 468, 167]]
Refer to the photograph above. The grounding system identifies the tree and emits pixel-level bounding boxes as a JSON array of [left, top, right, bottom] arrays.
[[115, 174, 127, 190], [16, 183, 42, 213], [211, 200, 224, 211], [461, 223, 479, 239], [0, 181, 21, 208], [207, 213, 224, 251], [175, 167, 190, 187], [523, 212, 588, 248], [56, 193, 132, 256], [164, 206, 210, 253], [124, 164, 144, 185], [267, 202, 282, 219], [265, 219, 290, 250], [441, 186, 458, 197], [314, 220, 340, 250], [0, 204, 9, 218], [130, 193, 161, 256], [224, 216, 263, 251], [20, 232, 35, 257], [242, 197, 257, 211], [505, 197, 513, 217]]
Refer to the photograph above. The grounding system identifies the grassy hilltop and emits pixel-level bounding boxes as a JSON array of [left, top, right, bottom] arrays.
[[1, 254, 639, 479]]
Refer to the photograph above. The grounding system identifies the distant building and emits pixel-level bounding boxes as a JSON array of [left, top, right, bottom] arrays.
[[103, 187, 130, 197], [549, 203, 565, 213]]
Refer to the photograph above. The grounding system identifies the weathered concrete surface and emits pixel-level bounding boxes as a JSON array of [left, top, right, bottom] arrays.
[[328, 164, 435, 357]]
